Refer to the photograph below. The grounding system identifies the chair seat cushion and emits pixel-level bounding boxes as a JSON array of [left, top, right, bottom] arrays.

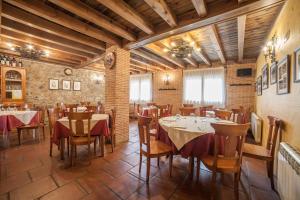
[[243, 143, 272, 159], [71, 136, 96, 145], [142, 140, 172, 156], [202, 155, 240, 172]]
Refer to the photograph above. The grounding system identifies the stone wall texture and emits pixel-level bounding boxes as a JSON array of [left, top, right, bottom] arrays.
[[23, 60, 105, 106]]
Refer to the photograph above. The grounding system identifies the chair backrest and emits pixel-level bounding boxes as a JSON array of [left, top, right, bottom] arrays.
[[183, 104, 193, 107], [266, 116, 283, 157], [179, 107, 196, 116], [47, 108, 59, 136], [199, 106, 213, 117], [86, 105, 97, 113], [148, 107, 159, 130], [231, 108, 244, 123], [215, 109, 232, 120], [157, 105, 169, 118], [211, 123, 250, 169], [110, 108, 116, 134], [147, 102, 157, 107], [137, 114, 152, 154], [135, 103, 141, 115], [35, 106, 46, 124], [68, 112, 92, 138], [167, 104, 173, 115]]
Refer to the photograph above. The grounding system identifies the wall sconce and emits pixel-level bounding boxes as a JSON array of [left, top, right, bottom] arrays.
[[92, 73, 104, 84], [163, 74, 170, 86], [263, 35, 277, 63]]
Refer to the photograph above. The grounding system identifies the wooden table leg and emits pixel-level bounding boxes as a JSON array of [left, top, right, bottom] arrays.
[[189, 156, 194, 179], [101, 135, 105, 157], [60, 138, 65, 160]]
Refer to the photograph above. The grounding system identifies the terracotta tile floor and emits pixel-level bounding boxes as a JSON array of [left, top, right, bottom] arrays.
[[0, 121, 280, 200]]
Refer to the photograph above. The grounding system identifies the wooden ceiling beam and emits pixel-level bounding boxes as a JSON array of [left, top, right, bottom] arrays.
[[1, 3, 105, 50], [131, 49, 175, 70], [130, 68, 143, 73], [144, 0, 177, 27], [0, 38, 84, 63], [130, 57, 164, 71], [130, 62, 157, 72], [126, 0, 285, 49], [0, 47, 80, 67], [95, 0, 154, 34], [1, 18, 102, 56], [238, 15, 246, 62], [182, 33, 211, 66], [145, 43, 185, 69], [191, 0, 207, 17], [207, 25, 226, 64], [1, 29, 93, 59], [48, 0, 136, 42], [4, 0, 121, 45], [184, 57, 198, 67], [77, 53, 105, 68]]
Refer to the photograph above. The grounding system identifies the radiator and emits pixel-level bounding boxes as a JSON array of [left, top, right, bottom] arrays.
[[250, 112, 262, 143], [278, 142, 300, 200]]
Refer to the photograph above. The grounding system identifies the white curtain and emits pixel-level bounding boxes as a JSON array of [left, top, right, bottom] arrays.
[[183, 67, 225, 107], [130, 73, 152, 103]]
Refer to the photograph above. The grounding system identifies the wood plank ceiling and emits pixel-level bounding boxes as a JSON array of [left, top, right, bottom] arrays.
[[0, 0, 285, 73]]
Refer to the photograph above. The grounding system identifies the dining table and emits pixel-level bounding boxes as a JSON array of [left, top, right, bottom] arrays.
[[158, 115, 235, 175], [0, 110, 39, 146], [53, 113, 110, 160]]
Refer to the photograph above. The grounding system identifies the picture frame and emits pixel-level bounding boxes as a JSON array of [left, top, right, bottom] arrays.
[[277, 55, 290, 95], [262, 64, 269, 90], [73, 81, 81, 91], [62, 80, 71, 90], [270, 62, 277, 85], [294, 46, 300, 82], [257, 76, 262, 96], [49, 79, 59, 90]]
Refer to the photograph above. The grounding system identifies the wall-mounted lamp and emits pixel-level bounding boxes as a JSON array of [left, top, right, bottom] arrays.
[[91, 73, 104, 84], [263, 34, 287, 63], [163, 74, 170, 86]]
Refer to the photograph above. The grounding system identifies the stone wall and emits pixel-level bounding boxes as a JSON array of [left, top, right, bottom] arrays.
[[23, 60, 105, 106]]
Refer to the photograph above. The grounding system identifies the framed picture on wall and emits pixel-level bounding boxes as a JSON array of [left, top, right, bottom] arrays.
[[262, 64, 269, 90], [270, 62, 277, 85], [257, 76, 262, 96], [73, 81, 81, 91], [49, 79, 59, 90], [62, 80, 71, 90], [294, 47, 300, 82], [277, 55, 290, 95]]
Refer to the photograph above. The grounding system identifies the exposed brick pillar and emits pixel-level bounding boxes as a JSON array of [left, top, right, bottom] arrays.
[[105, 46, 130, 144]]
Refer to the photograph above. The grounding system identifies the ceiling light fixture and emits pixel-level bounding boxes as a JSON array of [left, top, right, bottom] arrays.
[[165, 40, 193, 58]]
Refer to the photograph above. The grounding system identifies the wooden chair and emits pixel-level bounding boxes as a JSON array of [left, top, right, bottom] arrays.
[[148, 107, 159, 136], [47, 108, 66, 156], [183, 103, 193, 107], [179, 107, 196, 116], [17, 108, 45, 145], [86, 105, 97, 113], [231, 108, 244, 124], [146, 102, 157, 107], [215, 109, 232, 120], [137, 114, 173, 183], [68, 112, 96, 166], [201, 123, 250, 200], [199, 106, 213, 117], [157, 104, 169, 118], [167, 104, 173, 115], [110, 108, 116, 152], [243, 116, 282, 190]]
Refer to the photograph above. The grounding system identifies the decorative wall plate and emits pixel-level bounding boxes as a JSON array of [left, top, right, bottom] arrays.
[[64, 68, 73, 76], [104, 52, 116, 69]]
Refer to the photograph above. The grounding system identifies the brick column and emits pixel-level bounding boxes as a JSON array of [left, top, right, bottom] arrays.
[[105, 46, 130, 144]]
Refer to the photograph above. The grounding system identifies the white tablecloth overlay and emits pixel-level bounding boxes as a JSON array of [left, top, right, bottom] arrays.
[[58, 114, 109, 132], [0, 111, 38, 125], [159, 116, 234, 150]]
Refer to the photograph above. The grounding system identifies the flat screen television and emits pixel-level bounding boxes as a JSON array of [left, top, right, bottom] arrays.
[[237, 68, 252, 77]]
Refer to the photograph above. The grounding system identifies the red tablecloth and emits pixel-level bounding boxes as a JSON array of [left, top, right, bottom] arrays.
[[52, 119, 110, 145], [0, 113, 39, 135], [157, 125, 224, 158]]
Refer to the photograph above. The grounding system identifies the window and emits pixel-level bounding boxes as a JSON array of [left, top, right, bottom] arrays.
[[130, 73, 152, 103], [183, 67, 225, 107]]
